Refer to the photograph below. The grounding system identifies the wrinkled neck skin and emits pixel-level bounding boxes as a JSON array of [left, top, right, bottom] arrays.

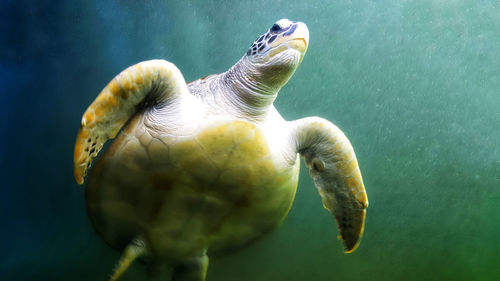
[[216, 56, 284, 120]]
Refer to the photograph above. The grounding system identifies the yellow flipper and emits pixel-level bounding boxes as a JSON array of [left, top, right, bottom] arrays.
[[73, 60, 189, 184], [293, 116, 368, 253]]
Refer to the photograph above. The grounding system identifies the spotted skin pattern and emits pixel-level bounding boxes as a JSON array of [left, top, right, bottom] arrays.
[[247, 21, 300, 56]]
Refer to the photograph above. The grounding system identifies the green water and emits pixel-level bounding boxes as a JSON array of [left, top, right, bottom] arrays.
[[1, 0, 499, 280]]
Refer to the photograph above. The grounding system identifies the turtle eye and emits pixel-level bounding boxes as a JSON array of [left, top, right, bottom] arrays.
[[270, 23, 281, 33]]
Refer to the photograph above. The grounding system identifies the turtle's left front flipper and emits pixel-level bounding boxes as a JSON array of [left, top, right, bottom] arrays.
[[291, 117, 368, 253], [73, 60, 189, 184]]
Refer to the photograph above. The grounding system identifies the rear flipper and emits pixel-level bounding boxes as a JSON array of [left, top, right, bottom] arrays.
[[172, 254, 209, 281], [109, 237, 147, 281]]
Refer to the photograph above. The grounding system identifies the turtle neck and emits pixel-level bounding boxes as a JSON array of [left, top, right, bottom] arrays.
[[217, 56, 279, 118]]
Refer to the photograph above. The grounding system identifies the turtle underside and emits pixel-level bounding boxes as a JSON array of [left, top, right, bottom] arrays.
[[86, 113, 300, 261]]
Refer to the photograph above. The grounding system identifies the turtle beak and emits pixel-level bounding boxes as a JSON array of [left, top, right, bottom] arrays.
[[289, 38, 308, 54], [289, 22, 309, 54], [274, 22, 309, 54], [266, 22, 309, 61]]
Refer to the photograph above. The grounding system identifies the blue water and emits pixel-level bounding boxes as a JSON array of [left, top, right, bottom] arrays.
[[1, 0, 499, 280]]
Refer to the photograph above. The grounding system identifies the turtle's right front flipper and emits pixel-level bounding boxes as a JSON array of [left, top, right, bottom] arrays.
[[73, 60, 189, 184], [292, 117, 368, 253]]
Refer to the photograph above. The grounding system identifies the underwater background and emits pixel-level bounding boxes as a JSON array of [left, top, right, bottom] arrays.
[[1, 0, 499, 280]]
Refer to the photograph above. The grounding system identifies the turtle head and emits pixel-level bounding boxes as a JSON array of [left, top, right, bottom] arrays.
[[223, 19, 309, 111], [244, 19, 309, 91]]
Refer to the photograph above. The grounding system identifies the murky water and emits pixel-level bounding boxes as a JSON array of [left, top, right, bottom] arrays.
[[1, 1, 499, 280]]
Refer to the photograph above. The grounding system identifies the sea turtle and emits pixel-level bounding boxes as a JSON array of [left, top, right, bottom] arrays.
[[73, 19, 368, 281]]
